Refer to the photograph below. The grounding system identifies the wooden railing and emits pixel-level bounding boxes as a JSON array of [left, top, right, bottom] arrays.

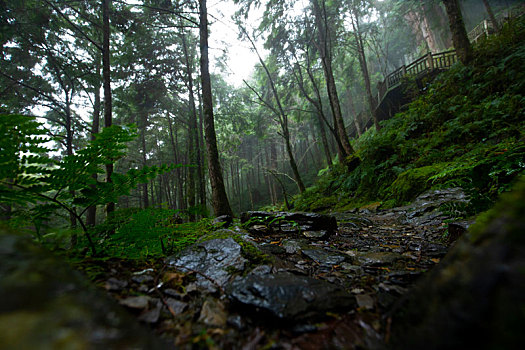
[[375, 4, 525, 110], [468, 4, 525, 43], [376, 50, 457, 107], [354, 4, 525, 137]]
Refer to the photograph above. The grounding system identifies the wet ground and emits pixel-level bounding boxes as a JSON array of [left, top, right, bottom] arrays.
[[88, 188, 472, 349]]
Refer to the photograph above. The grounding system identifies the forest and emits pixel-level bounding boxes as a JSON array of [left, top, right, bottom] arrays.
[[1, 0, 524, 349]]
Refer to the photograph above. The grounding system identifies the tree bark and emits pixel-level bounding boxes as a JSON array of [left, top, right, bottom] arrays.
[[140, 116, 149, 208], [182, 32, 198, 220], [442, 0, 473, 64], [350, 5, 380, 131], [199, 0, 233, 217], [482, 0, 500, 33], [311, 0, 354, 159], [86, 54, 101, 227], [102, 0, 114, 215]]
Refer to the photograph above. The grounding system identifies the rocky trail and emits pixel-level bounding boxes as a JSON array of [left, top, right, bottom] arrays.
[[87, 188, 472, 349]]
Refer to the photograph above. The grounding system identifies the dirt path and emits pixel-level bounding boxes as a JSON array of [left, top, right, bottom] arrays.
[[90, 189, 470, 349]]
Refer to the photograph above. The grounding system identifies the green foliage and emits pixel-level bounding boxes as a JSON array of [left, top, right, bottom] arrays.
[[387, 163, 447, 205], [97, 208, 210, 259], [0, 115, 175, 253], [292, 18, 525, 214]]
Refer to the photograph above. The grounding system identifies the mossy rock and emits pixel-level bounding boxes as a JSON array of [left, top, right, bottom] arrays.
[[390, 176, 525, 350], [387, 163, 448, 204]]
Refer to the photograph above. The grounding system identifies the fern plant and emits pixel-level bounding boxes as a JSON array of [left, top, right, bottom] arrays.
[[0, 114, 174, 255]]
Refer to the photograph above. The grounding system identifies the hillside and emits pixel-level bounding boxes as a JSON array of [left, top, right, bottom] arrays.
[[294, 17, 525, 216]]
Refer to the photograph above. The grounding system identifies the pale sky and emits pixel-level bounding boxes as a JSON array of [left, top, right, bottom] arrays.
[[207, 0, 267, 87]]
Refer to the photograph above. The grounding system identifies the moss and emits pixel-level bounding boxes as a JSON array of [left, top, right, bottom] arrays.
[[387, 163, 448, 205], [198, 229, 272, 267], [468, 176, 525, 243]]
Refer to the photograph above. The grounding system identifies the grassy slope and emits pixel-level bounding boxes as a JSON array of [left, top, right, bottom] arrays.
[[294, 18, 525, 215]]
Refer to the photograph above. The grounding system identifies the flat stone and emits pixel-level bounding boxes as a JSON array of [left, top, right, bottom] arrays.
[[167, 237, 247, 292], [198, 299, 227, 327], [119, 296, 151, 309], [353, 252, 402, 266], [138, 300, 162, 324], [356, 294, 375, 310], [302, 249, 346, 266], [302, 230, 329, 240], [105, 277, 128, 291], [227, 271, 356, 320], [240, 211, 338, 234], [340, 263, 362, 274], [165, 298, 187, 314], [281, 239, 307, 254], [131, 275, 154, 284]]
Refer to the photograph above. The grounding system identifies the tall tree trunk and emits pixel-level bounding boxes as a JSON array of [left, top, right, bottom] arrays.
[[197, 86, 207, 211], [311, 0, 354, 159], [102, 0, 114, 215], [292, 62, 332, 166], [316, 111, 332, 165], [350, 7, 380, 131], [140, 117, 149, 208], [86, 54, 101, 227], [482, 0, 500, 33], [182, 32, 199, 220], [199, 0, 233, 217], [64, 96, 78, 230], [186, 122, 196, 219], [443, 0, 472, 64]]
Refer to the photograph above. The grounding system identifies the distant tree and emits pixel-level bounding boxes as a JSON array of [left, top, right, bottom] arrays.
[[482, 0, 500, 33], [311, 0, 354, 158], [442, 0, 472, 64], [347, 0, 380, 131], [102, 0, 115, 215]]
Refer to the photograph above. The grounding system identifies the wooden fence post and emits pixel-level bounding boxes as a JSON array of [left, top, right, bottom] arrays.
[[427, 52, 434, 70]]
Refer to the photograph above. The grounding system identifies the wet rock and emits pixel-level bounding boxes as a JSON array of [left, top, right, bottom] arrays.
[[333, 213, 373, 228], [104, 277, 128, 291], [447, 220, 472, 244], [240, 211, 338, 235], [0, 232, 170, 349], [167, 237, 247, 292], [399, 188, 469, 225], [423, 243, 448, 257], [165, 298, 187, 314], [138, 299, 162, 324], [198, 299, 227, 327], [131, 274, 154, 284], [340, 263, 362, 274], [352, 251, 402, 266], [212, 215, 233, 228], [356, 294, 375, 310], [248, 265, 272, 276], [227, 271, 356, 321], [163, 288, 184, 299], [281, 239, 304, 254], [302, 249, 346, 266], [227, 314, 246, 330], [390, 180, 525, 350], [119, 296, 151, 309], [259, 242, 286, 255], [302, 230, 330, 240]]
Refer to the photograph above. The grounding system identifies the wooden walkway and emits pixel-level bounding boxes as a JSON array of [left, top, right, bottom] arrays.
[[348, 4, 525, 137]]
